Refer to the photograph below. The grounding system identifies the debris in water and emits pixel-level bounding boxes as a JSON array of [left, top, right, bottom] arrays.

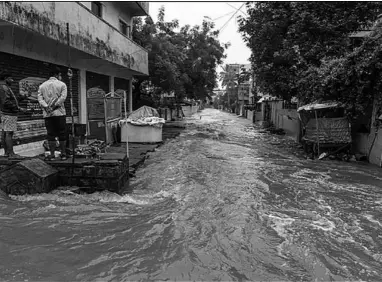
[[318, 152, 328, 160]]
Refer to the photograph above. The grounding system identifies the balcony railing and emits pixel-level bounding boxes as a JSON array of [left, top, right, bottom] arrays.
[[0, 1, 148, 75]]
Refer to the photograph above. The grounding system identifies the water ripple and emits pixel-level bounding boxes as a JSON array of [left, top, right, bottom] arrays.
[[1, 109, 382, 281]]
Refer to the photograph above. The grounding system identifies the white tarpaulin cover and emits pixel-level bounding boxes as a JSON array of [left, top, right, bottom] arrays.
[[119, 106, 165, 128], [128, 106, 160, 120], [297, 101, 340, 112], [257, 95, 280, 103]]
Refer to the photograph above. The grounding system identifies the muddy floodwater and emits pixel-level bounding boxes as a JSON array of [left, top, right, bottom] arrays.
[[1, 109, 382, 281]]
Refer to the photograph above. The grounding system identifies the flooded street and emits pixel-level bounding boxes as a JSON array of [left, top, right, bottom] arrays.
[[1, 108, 382, 281]]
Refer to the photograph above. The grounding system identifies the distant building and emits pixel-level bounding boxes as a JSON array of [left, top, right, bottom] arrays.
[[225, 63, 251, 104], [0, 1, 149, 155]]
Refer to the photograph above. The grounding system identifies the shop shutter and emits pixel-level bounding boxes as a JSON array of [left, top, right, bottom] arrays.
[[0, 51, 79, 122], [0, 51, 79, 144]]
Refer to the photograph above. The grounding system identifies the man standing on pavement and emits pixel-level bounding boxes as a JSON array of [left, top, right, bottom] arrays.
[[0, 71, 27, 159], [38, 67, 68, 161]]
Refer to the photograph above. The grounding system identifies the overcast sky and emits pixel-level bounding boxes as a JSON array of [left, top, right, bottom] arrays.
[[148, 1, 251, 71]]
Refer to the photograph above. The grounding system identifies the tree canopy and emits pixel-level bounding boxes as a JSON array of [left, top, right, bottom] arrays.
[[238, 1, 382, 114], [132, 7, 227, 108]]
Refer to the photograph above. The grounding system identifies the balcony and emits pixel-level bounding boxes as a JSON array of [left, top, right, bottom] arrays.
[[0, 1, 148, 75]]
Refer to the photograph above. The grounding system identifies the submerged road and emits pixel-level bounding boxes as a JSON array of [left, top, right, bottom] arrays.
[[1, 108, 382, 281]]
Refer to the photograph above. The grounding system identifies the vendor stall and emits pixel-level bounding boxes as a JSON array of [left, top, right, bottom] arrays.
[[297, 101, 352, 159]]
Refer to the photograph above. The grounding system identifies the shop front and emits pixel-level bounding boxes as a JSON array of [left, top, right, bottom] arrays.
[[0, 51, 79, 154]]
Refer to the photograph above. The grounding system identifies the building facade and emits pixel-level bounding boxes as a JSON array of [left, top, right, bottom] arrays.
[[0, 1, 149, 155], [227, 63, 251, 115]]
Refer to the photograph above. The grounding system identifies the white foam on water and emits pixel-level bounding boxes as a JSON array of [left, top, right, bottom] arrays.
[[10, 193, 76, 204], [266, 213, 296, 238], [99, 194, 151, 205], [263, 212, 297, 259], [363, 214, 382, 227], [310, 218, 336, 232], [9, 189, 178, 207]]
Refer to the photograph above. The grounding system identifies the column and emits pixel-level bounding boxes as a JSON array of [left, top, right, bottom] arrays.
[[109, 76, 115, 93], [79, 69, 87, 124], [128, 78, 133, 113]]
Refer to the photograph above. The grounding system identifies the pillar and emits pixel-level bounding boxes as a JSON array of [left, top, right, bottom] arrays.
[[79, 69, 87, 124], [109, 76, 115, 93], [128, 78, 133, 113]]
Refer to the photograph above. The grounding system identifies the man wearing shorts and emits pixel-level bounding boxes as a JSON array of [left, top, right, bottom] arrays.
[[0, 71, 27, 158], [38, 67, 68, 160]]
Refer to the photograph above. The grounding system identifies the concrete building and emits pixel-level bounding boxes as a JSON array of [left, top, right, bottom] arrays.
[[224, 63, 251, 115], [0, 1, 149, 155]]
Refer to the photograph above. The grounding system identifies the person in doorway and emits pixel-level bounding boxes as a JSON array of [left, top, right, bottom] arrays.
[[37, 67, 68, 161], [0, 71, 27, 159]]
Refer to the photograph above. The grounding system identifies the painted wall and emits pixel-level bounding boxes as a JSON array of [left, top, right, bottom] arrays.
[[255, 111, 262, 122], [353, 133, 369, 156], [270, 100, 283, 126], [0, 1, 148, 75], [105, 2, 133, 33], [247, 110, 254, 123], [368, 126, 382, 166], [354, 126, 382, 166], [351, 97, 382, 166], [80, 2, 133, 33], [275, 109, 301, 141]]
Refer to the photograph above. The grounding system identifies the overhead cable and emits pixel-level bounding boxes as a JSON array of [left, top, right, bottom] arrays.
[[218, 3, 245, 33], [226, 3, 248, 17]]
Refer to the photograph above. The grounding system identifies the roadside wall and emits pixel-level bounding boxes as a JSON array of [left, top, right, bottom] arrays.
[[271, 101, 283, 125], [368, 126, 382, 166], [255, 110, 262, 122], [247, 110, 254, 123], [353, 97, 382, 166], [275, 109, 301, 141]]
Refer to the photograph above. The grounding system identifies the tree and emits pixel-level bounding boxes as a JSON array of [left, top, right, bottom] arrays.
[[298, 24, 382, 118], [219, 64, 252, 114], [238, 2, 382, 102], [132, 7, 228, 108], [181, 20, 228, 101]]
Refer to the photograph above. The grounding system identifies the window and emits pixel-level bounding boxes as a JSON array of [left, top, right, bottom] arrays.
[[119, 19, 130, 37], [91, 2, 102, 18]]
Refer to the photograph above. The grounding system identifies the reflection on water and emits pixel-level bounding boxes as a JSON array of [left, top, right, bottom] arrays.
[[1, 109, 382, 281]]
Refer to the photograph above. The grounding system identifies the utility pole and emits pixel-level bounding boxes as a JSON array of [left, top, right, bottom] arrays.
[[241, 65, 245, 116], [236, 78, 239, 115], [227, 86, 230, 112]]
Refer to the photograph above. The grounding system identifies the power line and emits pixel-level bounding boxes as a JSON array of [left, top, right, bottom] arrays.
[[218, 3, 245, 33], [212, 11, 235, 21], [226, 3, 248, 17]]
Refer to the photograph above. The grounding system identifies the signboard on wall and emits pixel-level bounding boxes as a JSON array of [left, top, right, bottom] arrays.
[[105, 93, 122, 121], [87, 87, 106, 120], [18, 77, 46, 118], [87, 87, 106, 99]]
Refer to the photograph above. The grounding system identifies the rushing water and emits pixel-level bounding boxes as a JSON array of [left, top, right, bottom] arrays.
[[1, 109, 382, 281]]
